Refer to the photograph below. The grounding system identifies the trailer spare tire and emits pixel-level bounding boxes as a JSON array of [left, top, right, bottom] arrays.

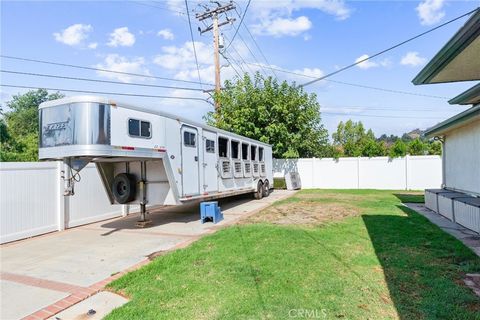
[[112, 173, 136, 204]]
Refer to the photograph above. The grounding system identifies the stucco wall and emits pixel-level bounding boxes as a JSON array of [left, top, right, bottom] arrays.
[[444, 119, 480, 195]]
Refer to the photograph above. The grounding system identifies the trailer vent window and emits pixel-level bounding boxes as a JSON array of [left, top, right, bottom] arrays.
[[234, 162, 242, 173], [253, 163, 259, 173], [251, 145, 257, 161], [231, 141, 240, 159], [242, 143, 249, 160], [222, 161, 230, 174], [218, 137, 228, 158], [183, 131, 196, 147], [244, 162, 251, 173], [261, 163, 266, 174], [129, 119, 151, 138], [205, 139, 215, 153], [259, 147, 264, 162]]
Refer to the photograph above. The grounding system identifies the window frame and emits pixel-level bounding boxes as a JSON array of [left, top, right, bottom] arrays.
[[128, 118, 152, 139], [250, 145, 257, 161], [218, 136, 229, 158], [241, 142, 250, 161], [205, 139, 215, 153], [183, 131, 197, 148], [231, 139, 240, 160]]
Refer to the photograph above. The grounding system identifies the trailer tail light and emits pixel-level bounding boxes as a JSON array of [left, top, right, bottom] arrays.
[[121, 146, 135, 150]]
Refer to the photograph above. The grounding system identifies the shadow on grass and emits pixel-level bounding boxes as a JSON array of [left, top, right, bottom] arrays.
[[393, 193, 425, 204], [362, 205, 480, 319]]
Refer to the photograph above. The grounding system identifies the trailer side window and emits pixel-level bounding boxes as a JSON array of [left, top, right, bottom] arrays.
[[183, 131, 196, 147], [251, 145, 257, 161], [259, 147, 264, 161], [242, 143, 249, 160], [205, 139, 215, 153], [218, 137, 228, 158], [231, 141, 240, 159], [129, 119, 151, 138]]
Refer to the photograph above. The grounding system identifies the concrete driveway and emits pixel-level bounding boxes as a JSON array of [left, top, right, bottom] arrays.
[[0, 190, 293, 320]]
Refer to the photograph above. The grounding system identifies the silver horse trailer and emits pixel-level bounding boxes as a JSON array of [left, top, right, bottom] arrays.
[[39, 96, 273, 224]]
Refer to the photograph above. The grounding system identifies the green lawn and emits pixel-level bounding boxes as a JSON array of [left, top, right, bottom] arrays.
[[105, 190, 480, 320]]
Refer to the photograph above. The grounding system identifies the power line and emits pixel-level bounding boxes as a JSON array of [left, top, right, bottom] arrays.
[[224, 0, 251, 51], [185, 0, 203, 88], [243, 61, 448, 99], [323, 105, 463, 112], [0, 55, 215, 86], [237, 32, 269, 77], [1, 70, 205, 92], [322, 111, 445, 120], [130, 1, 187, 16], [1, 84, 208, 102], [231, 5, 279, 80], [300, 7, 480, 87]]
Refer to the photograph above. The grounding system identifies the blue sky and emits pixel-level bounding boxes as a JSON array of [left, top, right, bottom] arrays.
[[1, 0, 479, 137]]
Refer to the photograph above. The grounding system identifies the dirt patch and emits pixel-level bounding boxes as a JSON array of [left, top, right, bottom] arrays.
[[243, 201, 361, 226], [295, 193, 365, 202]]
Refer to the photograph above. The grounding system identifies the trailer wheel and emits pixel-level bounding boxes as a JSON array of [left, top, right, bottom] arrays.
[[254, 181, 264, 200], [263, 180, 270, 197], [112, 173, 136, 204]]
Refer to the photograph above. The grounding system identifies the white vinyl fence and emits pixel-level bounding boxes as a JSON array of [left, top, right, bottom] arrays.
[[273, 155, 442, 190], [0, 162, 125, 244]]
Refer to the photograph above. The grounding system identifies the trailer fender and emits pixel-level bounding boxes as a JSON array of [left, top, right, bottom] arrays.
[[112, 173, 137, 204]]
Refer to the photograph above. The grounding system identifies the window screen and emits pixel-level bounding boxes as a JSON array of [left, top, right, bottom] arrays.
[[250, 145, 257, 161], [218, 137, 228, 158], [231, 141, 240, 159], [129, 119, 151, 138], [242, 143, 249, 160], [259, 147, 264, 161], [206, 139, 215, 153], [183, 131, 196, 147]]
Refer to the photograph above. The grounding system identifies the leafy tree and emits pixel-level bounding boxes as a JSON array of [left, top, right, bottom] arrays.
[[332, 120, 386, 157], [428, 141, 442, 155], [407, 138, 427, 155], [389, 139, 407, 158], [1, 89, 64, 161], [206, 73, 329, 158]]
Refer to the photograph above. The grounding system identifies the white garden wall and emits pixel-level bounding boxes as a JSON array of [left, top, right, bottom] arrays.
[[273, 155, 442, 190], [0, 162, 125, 244]]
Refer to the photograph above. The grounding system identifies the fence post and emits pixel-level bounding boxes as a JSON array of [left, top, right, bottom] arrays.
[[357, 157, 360, 189], [56, 161, 66, 231], [405, 155, 410, 190], [312, 157, 316, 188]]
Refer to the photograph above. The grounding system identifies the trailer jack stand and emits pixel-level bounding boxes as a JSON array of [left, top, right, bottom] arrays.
[[135, 203, 152, 228]]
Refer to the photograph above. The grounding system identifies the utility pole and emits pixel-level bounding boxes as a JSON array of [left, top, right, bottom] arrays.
[[196, 1, 236, 111]]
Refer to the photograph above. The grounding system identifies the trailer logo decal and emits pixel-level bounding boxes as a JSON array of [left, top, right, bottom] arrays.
[[45, 121, 69, 132]]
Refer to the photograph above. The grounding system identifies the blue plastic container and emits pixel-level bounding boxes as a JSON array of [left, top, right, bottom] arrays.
[[200, 201, 223, 224]]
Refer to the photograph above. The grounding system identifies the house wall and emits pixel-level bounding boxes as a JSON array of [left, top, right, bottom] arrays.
[[444, 119, 480, 195]]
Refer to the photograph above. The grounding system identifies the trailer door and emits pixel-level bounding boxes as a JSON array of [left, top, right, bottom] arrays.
[[181, 126, 200, 196], [202, 130, 218, 193]]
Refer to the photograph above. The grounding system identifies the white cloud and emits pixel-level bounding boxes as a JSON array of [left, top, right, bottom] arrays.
[[252, 16, 312, 37], [87, 42, 98, 49], [157, 29, 174, 40], [416, 0, 445, 25], [355, 54, 378, 69], [153, 41, 212, 70], [95, 54, 150, 83], [107, 27, 135, 47], [251, 0, 351, 21], [400, 51, 426, 67], [53, 24, 92, 46]]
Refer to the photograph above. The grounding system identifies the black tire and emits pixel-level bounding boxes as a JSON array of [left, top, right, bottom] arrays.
[[262, 180, 270, 197], [254, 181, 264, 200], [112, 173, 136, 204]]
